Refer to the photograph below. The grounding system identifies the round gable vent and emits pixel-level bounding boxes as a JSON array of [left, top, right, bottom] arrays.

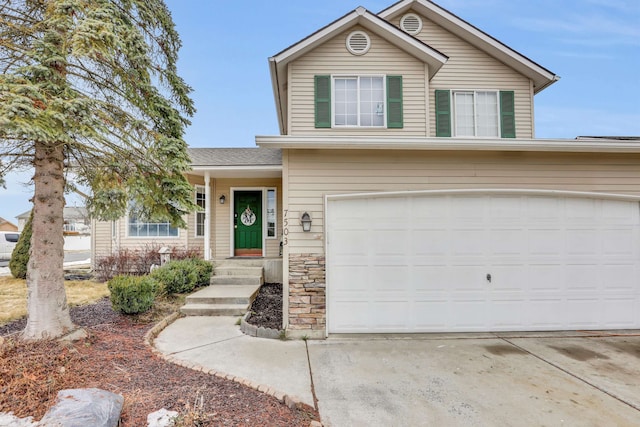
[[400, 13, 423, 35], [346, 31, 371, 55]]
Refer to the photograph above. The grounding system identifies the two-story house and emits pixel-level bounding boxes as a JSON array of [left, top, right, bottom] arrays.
[[94, 0, 640, 338]]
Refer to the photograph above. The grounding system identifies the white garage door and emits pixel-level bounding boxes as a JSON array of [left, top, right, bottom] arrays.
[[326, 191, 640, 333]]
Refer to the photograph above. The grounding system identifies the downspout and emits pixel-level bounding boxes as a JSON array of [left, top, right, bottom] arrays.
[[204, 171, 211, 260]]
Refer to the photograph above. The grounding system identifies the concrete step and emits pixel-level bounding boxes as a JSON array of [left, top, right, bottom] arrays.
[[180, 303, 248, 316], [211, 275, 263, 286], [215, 259, 266, 268], [215, 266, 264, 277], [185, 284, 260, 305], [180, 283, 261, 317]]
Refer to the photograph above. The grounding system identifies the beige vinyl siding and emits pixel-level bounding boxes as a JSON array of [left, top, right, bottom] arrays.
[[92, 219, 112, 259], [289, 25, 428, 136], [285, 149, 640, 254], [391, 12, 534, 138]]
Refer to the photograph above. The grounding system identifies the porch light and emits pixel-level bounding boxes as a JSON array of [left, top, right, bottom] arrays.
[[301, 212, 312, 232], [219, 194, 226, 204]]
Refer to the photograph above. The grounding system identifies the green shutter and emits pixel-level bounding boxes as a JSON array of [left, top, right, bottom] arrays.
[[500, 91, 516, 138], [386, 75, 403, 128], [314, 75, 331, 128], [435, 90, 451, 137]]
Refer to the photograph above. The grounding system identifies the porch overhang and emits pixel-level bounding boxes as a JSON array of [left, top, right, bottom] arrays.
[[188, 165, 282, 179]]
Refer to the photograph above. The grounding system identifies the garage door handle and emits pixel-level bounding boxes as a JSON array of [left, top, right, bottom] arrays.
[[486, 273, 491, 283]]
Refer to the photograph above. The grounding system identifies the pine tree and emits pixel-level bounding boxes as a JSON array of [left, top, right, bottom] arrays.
[[0, 0, 196, 340], [9, 210, 33, 280]]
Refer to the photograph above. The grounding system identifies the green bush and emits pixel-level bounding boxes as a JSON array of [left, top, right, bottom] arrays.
[[10, 210, 32, 279], [108, 275, 157, 314], [151, 259, 199, 294], [189, 258, 213, 287]]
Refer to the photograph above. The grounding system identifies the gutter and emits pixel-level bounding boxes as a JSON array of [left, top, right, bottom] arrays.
[[255, 135, 640, 153]]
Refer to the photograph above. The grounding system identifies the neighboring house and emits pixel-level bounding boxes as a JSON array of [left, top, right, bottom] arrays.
[[17, 206, 90, 233], [0, 217, 18, 232], [94, 0, 640, 338]]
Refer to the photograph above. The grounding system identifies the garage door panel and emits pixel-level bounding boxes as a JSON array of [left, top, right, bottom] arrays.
[[602, 264, 638, 290], [451, 229, 485, 255], [372, 301, 411, 331], [603, 229, 637, 254], [327, 193, 640, 333], [602, 298, 639, 327], [566, 229, 600, 255], [528, 229, 565, 254], [490, 300, 525, 329], [373, 230, 407, 255], [452, 299, 488, 330], [330, 301, 371, 332], [332, 230, 367, 256], [412, 230, 449, 256], [370, 265, 409, 293], [565, 298, 602, 328]]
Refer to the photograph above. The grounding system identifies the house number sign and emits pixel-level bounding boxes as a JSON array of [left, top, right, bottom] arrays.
[[241, 206, 256, 226]]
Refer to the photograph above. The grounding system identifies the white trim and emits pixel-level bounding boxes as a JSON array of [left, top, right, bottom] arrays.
[[378, 0, 558, 93], [346, 30, 371, 55], [326, 188, 640, 203], [266, 188, 278, 240], [400, 13, 423, 35], [124, 211, 180, 239], [203, 173, 211, 260], [451, 89, 500, 138], [331, 75, 387, 128], [256, 135, 640, 153], [194, 184, 206, 239]]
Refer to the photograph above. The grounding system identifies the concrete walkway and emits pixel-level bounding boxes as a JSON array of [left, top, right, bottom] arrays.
[[154, 317, 640, 426], [154, 316, 314, 407]]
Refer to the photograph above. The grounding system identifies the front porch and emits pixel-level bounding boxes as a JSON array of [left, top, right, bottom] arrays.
[[180, 256, 283, 317]]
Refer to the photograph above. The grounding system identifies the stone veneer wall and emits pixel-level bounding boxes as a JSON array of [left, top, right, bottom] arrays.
[[288, 254, 326, 333]]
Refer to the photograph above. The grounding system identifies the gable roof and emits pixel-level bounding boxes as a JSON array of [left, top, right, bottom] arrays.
[[269, 6, 449, 135], [0, 217, 17, 227], [16, 207, 87, 220], [379, 0, 559, 93]]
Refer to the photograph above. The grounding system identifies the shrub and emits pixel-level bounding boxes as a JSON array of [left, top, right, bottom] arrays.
[[108, 275, 158, 314], [151, 260, 199, 294], [189, 258, 213, 287], [94, 245, 203, 282], [10, 210, 32, 279]]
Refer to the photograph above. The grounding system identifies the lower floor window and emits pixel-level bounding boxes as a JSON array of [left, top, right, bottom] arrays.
[[267, 188, 276, 238], [128, 212, 178, 237]]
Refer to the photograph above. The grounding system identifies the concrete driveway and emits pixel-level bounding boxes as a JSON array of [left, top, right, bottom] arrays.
[[155, 318, 640, 426], [307, 332, 640, 426]]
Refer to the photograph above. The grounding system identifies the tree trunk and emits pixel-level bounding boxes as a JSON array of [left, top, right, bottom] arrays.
[[22, 141, 75, 340]]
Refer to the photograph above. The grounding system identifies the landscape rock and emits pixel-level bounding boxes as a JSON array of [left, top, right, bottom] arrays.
[[37, 388, 123, 427], [146, 408, 179, 427], [0, 412, 36, 427]]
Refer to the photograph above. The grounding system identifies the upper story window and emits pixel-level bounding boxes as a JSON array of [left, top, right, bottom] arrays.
[[435, 89, 515, 138], [334, 76, 385, 127], [315, 75, 403, 129]]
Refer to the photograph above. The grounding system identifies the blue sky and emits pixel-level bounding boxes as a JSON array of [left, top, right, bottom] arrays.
[[1, 0, 639, 223]]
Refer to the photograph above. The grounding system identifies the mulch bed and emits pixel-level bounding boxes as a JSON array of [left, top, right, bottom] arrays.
[[0, 297, 318, 426], [246, 283, 283, 331]]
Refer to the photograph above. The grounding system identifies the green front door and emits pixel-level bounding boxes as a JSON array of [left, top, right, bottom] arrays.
[[234, 191, 262, 256]]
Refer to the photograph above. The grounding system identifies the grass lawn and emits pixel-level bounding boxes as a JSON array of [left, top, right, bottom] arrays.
[[0, 276, 109, 325]]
